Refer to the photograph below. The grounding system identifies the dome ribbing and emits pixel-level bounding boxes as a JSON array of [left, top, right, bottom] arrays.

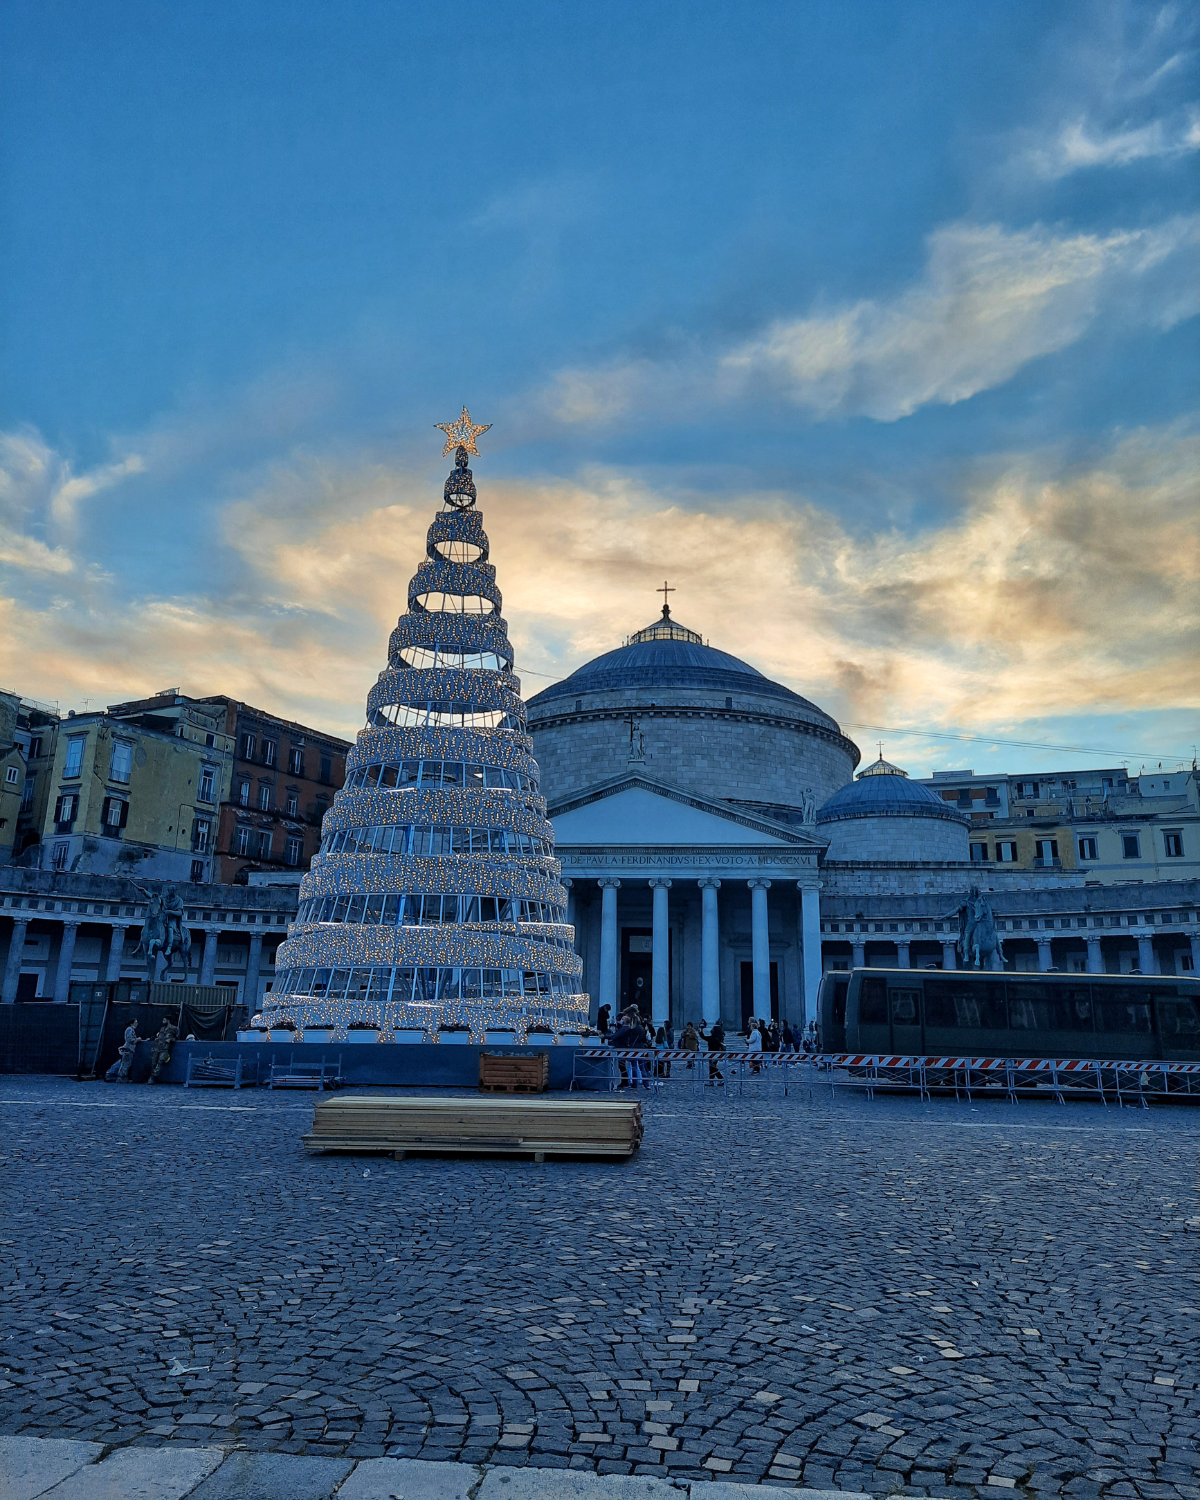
[[257, 421, 587, 1042]]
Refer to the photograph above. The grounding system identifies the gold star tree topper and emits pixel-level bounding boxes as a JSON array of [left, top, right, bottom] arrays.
[[435, 406, 492, 457]]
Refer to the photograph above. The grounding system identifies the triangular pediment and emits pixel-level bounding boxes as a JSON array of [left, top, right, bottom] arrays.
[[547, 774, 825, 848]]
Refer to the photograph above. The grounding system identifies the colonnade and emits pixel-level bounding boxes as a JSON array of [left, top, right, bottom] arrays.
[[576, 875, 823, 1027]]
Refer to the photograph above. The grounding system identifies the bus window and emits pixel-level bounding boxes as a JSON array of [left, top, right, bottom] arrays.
[[833, 980, 848, 1028], [924, 978, 1006, 1030], [1097, 991, 1153, 1034], [859, 977, 888, 1025], [1155, 998, 1200, 1038], [891, 991, 919, 1024], [1008, 982, 1093, 1031]]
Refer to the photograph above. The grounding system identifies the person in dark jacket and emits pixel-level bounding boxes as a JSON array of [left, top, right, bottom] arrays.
[[707, 1020, 725, 1083], [596, 1003, 611, 1038], [609, 1012, 648, 1087]]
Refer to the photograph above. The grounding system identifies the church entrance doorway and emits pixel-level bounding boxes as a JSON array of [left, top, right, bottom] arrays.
[[740, 961, 778, 1032], [621, 928, 671, 1024]]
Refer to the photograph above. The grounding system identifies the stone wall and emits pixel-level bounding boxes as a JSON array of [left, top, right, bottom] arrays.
[[530, 700, 857, 812], [819, 813, 969, 863]]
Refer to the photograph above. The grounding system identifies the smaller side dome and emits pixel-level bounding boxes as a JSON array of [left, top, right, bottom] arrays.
[[815, 755, 970, 861]]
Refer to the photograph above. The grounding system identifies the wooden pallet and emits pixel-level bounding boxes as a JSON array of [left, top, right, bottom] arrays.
[[303, 1094, 643, 1160], [479, 1052, 548, 1093]]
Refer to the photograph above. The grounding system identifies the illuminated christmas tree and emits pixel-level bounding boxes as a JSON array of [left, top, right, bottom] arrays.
[[257, 410, 587, 1042]]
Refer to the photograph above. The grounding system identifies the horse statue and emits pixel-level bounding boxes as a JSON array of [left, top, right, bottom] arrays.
[[134, 883, 191, 976], [953, 885, 1006, 970]]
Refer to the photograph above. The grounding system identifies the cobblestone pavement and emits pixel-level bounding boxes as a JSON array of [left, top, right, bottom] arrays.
[[0, 1074, 1197, 1497]]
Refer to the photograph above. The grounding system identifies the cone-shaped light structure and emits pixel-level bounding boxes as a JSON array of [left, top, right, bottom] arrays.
[[257, 422, 587, 1042]]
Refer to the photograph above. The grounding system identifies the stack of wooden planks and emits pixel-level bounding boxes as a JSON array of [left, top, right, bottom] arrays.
[[479, 1051, 549, 1093], [303, 1094, 643, 1161]]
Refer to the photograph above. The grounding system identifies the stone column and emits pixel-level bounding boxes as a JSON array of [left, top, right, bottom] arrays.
[[246, 934, 264, 1010], [105, 926, 128, 983], [1137, 934, 1157, 975], [851, 938, 866, 969], [1086, 936, 1103, 975], [798, 882, 822, 1028], [1190, 934, 1200, 975], [598, 879, 620, 1019], [941, 941, 957, 970], [2, 918, 29, 1004], [199, 929, 218, 987], [698, 878, 721, 1025], [896, 940, 911, 969], [748, 879, 771, 1022], [649, 878, 671, 1027], [1037, 937, 1053, 972], [53, 921, 81, 1004], [561, 878, 576, 951]]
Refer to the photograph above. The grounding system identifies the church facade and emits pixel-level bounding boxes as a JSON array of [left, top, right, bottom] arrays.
[[528, 605, 1200, 1033]]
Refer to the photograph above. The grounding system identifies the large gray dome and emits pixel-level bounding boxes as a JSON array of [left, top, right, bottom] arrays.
[[527, 606, 859, 819]]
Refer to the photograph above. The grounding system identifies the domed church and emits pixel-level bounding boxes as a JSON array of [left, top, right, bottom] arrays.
[[527, 597, 1061, 1035]]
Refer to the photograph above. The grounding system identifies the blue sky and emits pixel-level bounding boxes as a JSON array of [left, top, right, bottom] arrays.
[[1, 0, 1197, 778]]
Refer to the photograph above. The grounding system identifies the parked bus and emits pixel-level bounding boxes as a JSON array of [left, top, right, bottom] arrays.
[[818, 968, 1200, 1062]]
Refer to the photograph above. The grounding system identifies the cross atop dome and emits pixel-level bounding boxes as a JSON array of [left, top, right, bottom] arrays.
[[657, 579, 675, 618]]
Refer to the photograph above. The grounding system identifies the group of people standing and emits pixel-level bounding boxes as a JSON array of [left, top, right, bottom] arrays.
[[595, 1003, 815, 1087]]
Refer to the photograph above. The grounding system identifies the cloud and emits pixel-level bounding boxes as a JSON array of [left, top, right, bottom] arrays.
[[3, 421, 1195, 765], [549, 216, 1200, 425], [1028, 107, 1200, 178]]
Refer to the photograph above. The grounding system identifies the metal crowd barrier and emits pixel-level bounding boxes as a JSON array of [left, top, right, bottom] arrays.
[[569, 1048, 1200, 1108], [820, 1054, 1200, 1107], [569, 1046, 811, 1096]]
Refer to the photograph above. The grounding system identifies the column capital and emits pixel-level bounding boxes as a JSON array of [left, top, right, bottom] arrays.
[[597, 877, 621, 890], [697, 876, 721, 890], [747, 877, 772, 891], [648, 877, 672, 890], [60, 918, 82, 930], [796, 880, 823, 892], [560, 877, 573, 889]]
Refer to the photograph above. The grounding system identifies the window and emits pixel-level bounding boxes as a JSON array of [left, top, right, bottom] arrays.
[[263, 740, 277, 768], [957, 791, 973, 807], [258, 783, 272, 811], [725, 696, 733, 709], [53, 792, 78, 830], [235, 826, 252, 856], [289, 747, 304, 776], [109, 740, 133, 783], [1164, 831, 1184, 858], [20, 775, 34, 811], [969, 843, 989, 863], [53, 841, 69, 870], [1035, 839, 1059, 865], [192, 817, 211, 852], [198, 766, 216, 802], [574, 699, 582, 712], [241, 732, 257, 761], [63, 735, 86, 778], [286, 791, 298, 817], [4, 765, 17, 785], [1025, 808, 1036, 818], [190, 858, 206, 884], [1122, 834, 1141, 859], [319, 753, 332, 784], [29, 735, 42, 760], [1014, 780, 1039, 798], [100, 796, 128, 832], [238, 780, 250, 807], [205, 732, 216, 748], [286, 836, 302, 866], [1078, 837, 1098, 861], [995, 841, 1018, 863], [257, 830, 273, 859]]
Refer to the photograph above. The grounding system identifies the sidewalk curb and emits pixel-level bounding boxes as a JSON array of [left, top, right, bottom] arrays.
[[0, 1435, 873, 1500]]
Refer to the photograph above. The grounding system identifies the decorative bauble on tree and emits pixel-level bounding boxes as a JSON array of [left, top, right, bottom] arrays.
[[256, 412, 587, 1043]]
